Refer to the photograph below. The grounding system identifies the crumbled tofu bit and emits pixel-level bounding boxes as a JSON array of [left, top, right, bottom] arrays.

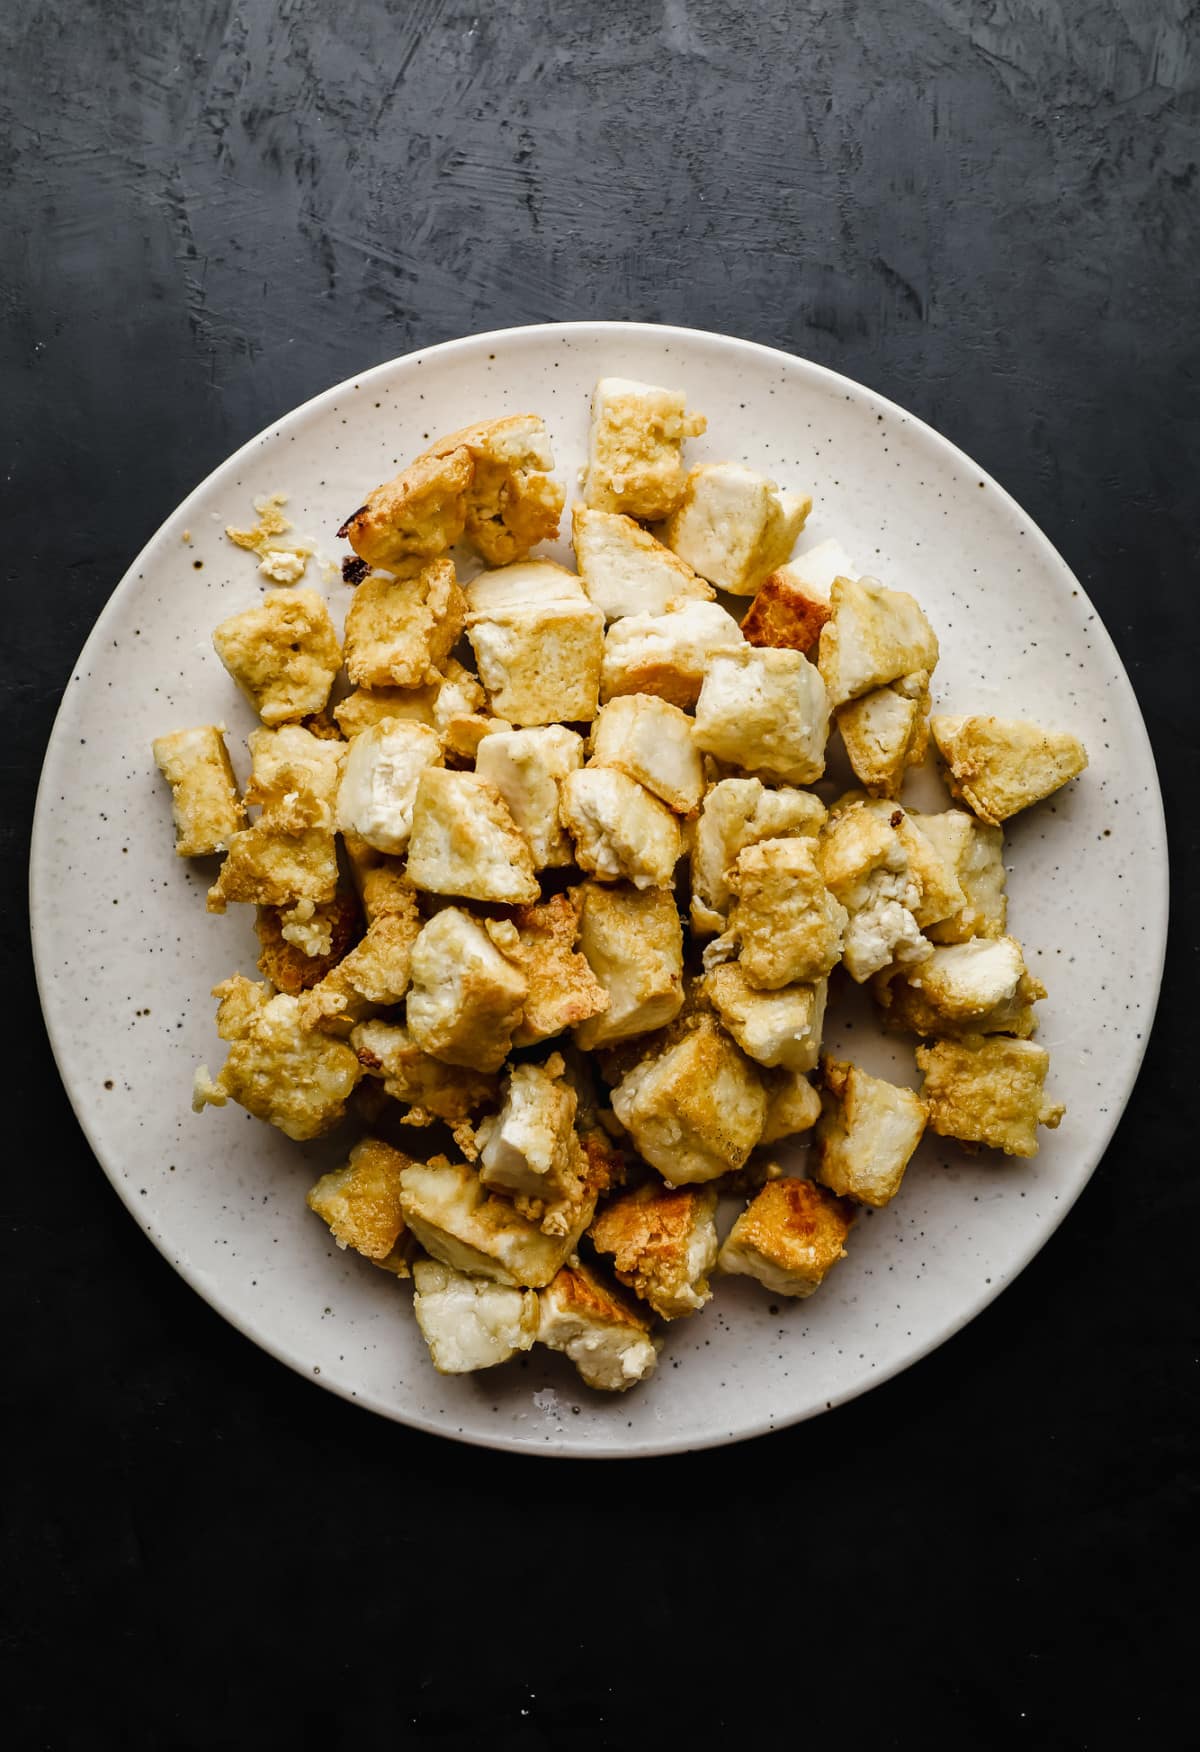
[[910, 810, 1006, 943], [509, 894, 610, 1046], [305, 1137, 411, 1262], [334, 682, 439, 738], [583, 376, 706, 521], [225, 491, 293, 552], [689, 777, 827, 935], [571, 882, 684, 1050], [759, 1068, 823, 1144], [334, 718, 442, 855], [704, 964, 827, 1071], [816, 802, 931, 983], [464, 557, 587, 615], [660, 461, 811, 596], [930, 714, 1088, 825], [874, 936, 1046, 1039], [152, 724, 245, 856], [405, 767, 539, 903], [559, 767, 683, 890], [739, 566, 833, 657], [406, 907, 528, 1072], [343, 558, 467, 689], [212, 588, 342, 726], [255, 891, 361, 993], [537, 1259, 660, 1391], [258, 547, 308, 586], [917, 1035, 1064, 1158], [477, 1056, 579, 1200], [475, 725, 584, 868], [572, 505, 714, 621], [837, 671, 931, 797], [692, 645, 829, 784], [817, 574, 940, 709], [467, 595, 605, 726], [589, 1181, 719, 1319], [206, 823, 338, 913], [717, 1176, 854, 1298], [813, 1058, 927, 1208], [715, 838, 846, 989], [600, 600, 745, 709], [417, 412, 563, 565], [411, 1258, 539, 1373], [338, 445, 473, 570], [299, 903, 422, 1034], [243, 724, 346, 832], [610, 1016, 766, 1184], [351, 1019, 499, 1124], [589, 694, 705, 815], [397, 1157, 590, 1287], [778, 538, 857, 598], [192, 975, 361, 1139]]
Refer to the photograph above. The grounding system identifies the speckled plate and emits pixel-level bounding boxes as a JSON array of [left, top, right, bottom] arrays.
[[31, 322, 1167, 1456]]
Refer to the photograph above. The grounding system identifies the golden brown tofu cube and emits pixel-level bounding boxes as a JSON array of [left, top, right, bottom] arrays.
[[716, 838, 846, 989], [589, 693, 705, 815], [192, 975, 361, 1140], [814, 1058, 926, 1208], [398, 1157, 590, 1288], [817, 574, 939, 708], [351, 1018, 500, 1127], [589, 1181, 719, 1319], [299, 903, 422, 1035], [206, 824, 338, 914], [583, 376, 706, 521], [426, 413, 564, 564], [690, 777, 826, 935], [333, 682, 439, 739], [306, 1137, 412, 1265], [152, 724, 245, 856], [930, 715, 1088, 825], [343, 559, 466, 689], [509, 894, 610, 1047], [559, 767, 683, 890], [759, 1068, 823, 1144], [740, 565, 832, 656], [610, 1016, 766, 1185], [692, 646, 828, 785], [837, 672, 931, 798], [916, 1035, 1065, 1158], [537, 1259, 661, 1391], [467, 595, 605, 726], [571, 882, 684, 1050], [405, 908, 528, 1072], [704, 964, 826, 1071], [405, 767, 539, 904], [339, 445, 473, 570], [254, 890, 361, 993], [212, 588, 342, 726], [718, 1176, 854, 1298], [910, 809, 1007, 944], [873, 937, 1045, 1039], [244, 724, 346, 831], [600, 600, 745, 710]]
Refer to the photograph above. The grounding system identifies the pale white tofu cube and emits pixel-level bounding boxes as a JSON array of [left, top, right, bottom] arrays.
[[474, 725, 584, 869], [601, 600, 745, 709], [780, 538, 857, 598], [464, 557, 587, 615], [910, 809, 1007, 943], [411, 1258, 539, 1373], [477, 1059, 579, 1203], [335, 718, 443, 855], [814, 1058, 927, 1208], [467, 596, 604, 726], [873, 936, 1045, 1038], [818, 574, 940, 707], [589, 694, 705, 815], [609, 1016, 766, 1184], [558, 767, 682, 889], [406, 767, 538, 903], [817, 801, 931, 983], [398, 1157, 589, 1287], [692, 646, 828, 785], [660, 461, 812, 595], [571, 882, 684, 1050], [406, 908, 528, 1072], [705, 964, 827, 1071], [572, 505, 714, 620]]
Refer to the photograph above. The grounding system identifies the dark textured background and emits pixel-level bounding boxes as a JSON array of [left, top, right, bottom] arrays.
[[3, 2, 1196, 1746]]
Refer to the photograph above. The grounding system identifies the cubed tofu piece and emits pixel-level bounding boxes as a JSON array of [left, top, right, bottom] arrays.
[[299, 903, 422, 1034], [255, 891, 361, 993], [467, 594, 604, 727], [509, 894, 610, 1046], [740, 565, 833, 656], [339, 446, 473, 569], [572, 505, 714, 621], [464, 557, 586, 614], [405, 768, 539, 903], [344, 559, 466, 689], [814, 1059, 926, 1208], [778, 538, 857, 598], [917, 1035, 1065, 1158], [583, 376, 706, 521], [406, 908, 528, 1072], [600, 600, 745, 709], [152, 724, 245, 856], [474, 725, 584, 868], [411, 1258, 539, 1373], [818, 574, 940, 708], [838, 795, 964, 932], [610, 1016, 766, 1184], [660, 462, 812, 595], [930, 715, 1088, 825], [704, 965, 826, 1071], [717, 1177, 854, 1298], [873, 937, 1046, 1038], [398, 1157, 590, 1287], [910, 810, 1007, 943], [837, 671, 931, 797], [334, 682, 439, 738], [351, 1018, 499, 1125], [206, 823, 338, 913], [244, 725, 345, 832], [589, 694, 705, 815], [759, 1069, 823, 1144], [306, 1137, 412, 1263], [426, 413, 563, 565], [589, 1181, 719, 1319], [715, 838, 846, 989], [212, 588, 341, 725], [816, 802, 930, 983], [690, 777, 827, 934], [335, 718, 442, 855], [559, 767, 682, 889], [571, 882, 684, 1050], [537, 1259, 660, 1391], [477, 1058, 579, 1203], [692, 646, 828, 784], [192, 975, 361, 1140]]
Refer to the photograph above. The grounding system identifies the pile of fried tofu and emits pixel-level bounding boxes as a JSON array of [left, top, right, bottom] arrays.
[[153, 379, 1088, 1394]]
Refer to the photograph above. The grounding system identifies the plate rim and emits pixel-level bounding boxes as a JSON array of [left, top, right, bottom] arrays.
[[30, 319, 1170, 1457]]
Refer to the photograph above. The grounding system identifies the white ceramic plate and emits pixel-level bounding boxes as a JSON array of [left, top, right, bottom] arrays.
[[31, 322, 1167, 1457]]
